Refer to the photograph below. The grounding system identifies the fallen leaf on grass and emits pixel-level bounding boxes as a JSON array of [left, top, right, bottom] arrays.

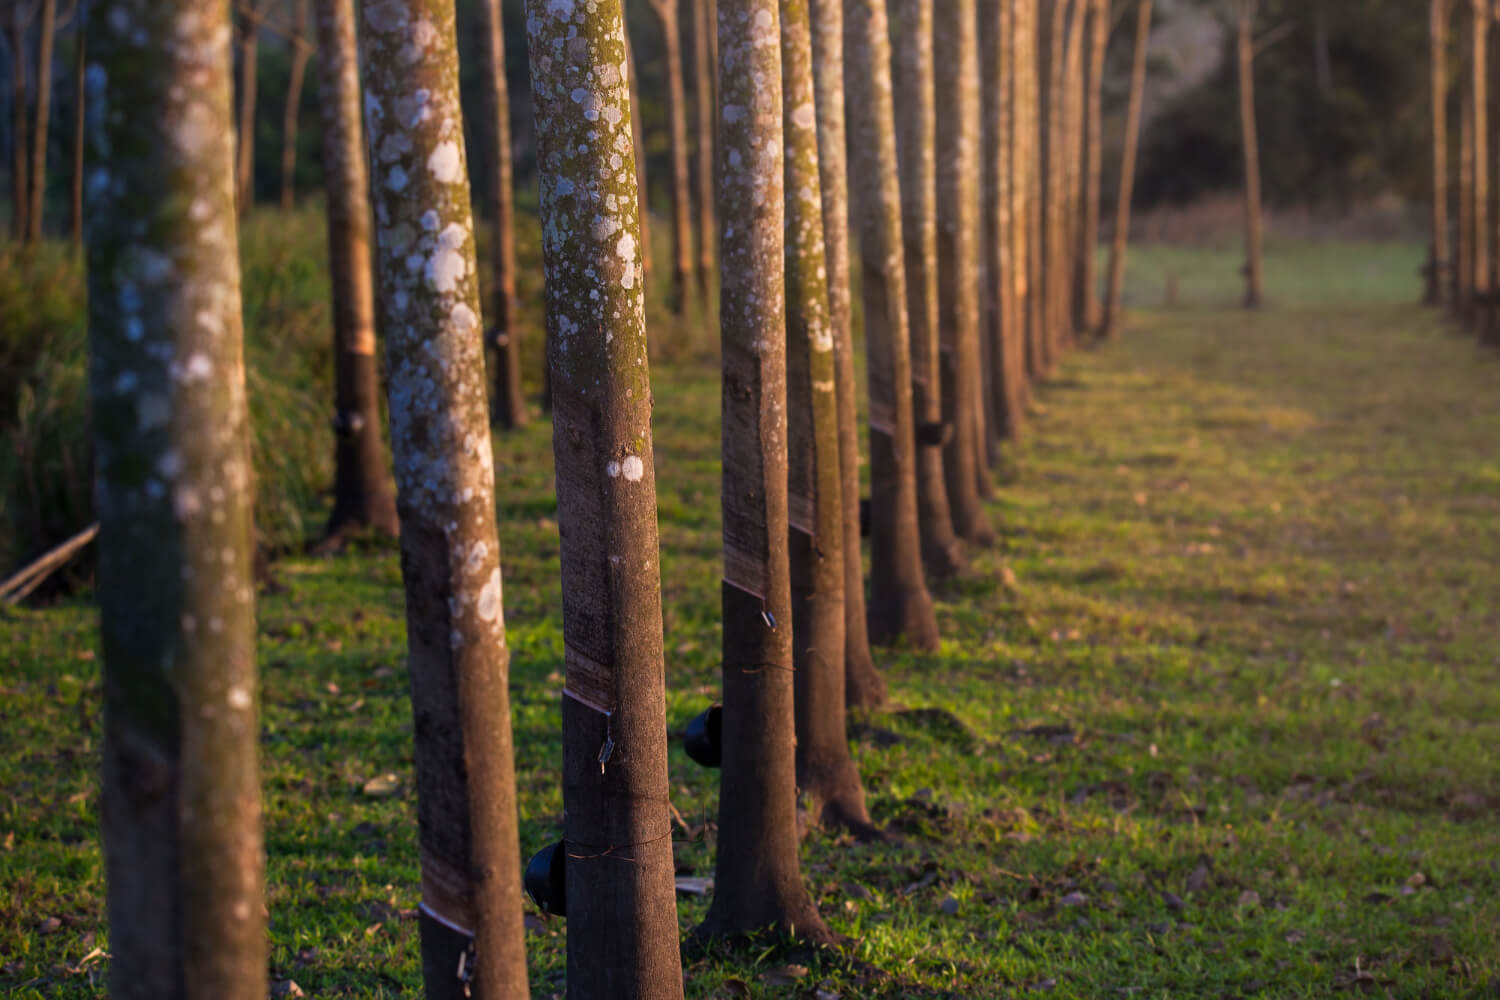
[[37, 916, 62, 935], [760, 964, 808, 986], [362, 773, 400, 797]]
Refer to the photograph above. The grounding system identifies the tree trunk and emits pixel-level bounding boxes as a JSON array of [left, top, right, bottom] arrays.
[[235, 4, 264, 216], [1058, 0, 1086, 350], [522, 3, 686, 992], [25, 0, 54, 242], [842, 0, 940, 651], [314, 0, 398, 544], [1429, 0, 1450, 306], [1237, 1, 1264, 309], [782, 0, 876, 838], [627, 32, 653, 285], [1472, 0, 1489, 328], [935, 0, 996, 546], [479, 0, 526, 428], [70, 18, 84, 250], [809, 0, 885, 709], [278, 0, 312, 212], [1025, 0, 1048, 380], [690, 0, 716, 310], [982, 0, 1026, 443], [892, 0, 966, 581], [1077, 0, 1108, 333], [1313, 1, 1332, 98], [1458, 61, 1474, 314], [87, 2, 266, 995], [10, 11, 28, 242], [358, 4, 529, 996], [1102, 0, 1151, 337], [698, 0, 833, 945], [1042, 0, 1069, 368], [647, 0, 694, 316]]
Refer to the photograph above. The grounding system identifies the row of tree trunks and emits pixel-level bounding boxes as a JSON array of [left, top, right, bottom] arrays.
[[1103, 0, 1153, 338]]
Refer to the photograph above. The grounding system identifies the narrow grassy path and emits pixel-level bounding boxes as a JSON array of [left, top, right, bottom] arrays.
[[3, 290, 1497, 997]]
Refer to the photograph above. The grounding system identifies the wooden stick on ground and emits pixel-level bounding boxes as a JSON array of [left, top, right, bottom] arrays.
[[0, 522, 99, 605]]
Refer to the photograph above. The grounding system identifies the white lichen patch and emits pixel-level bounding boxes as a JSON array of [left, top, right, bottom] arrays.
[[427, 141, 461, 182], [477, 568, 503, 622], [621, 455, 644, 481]]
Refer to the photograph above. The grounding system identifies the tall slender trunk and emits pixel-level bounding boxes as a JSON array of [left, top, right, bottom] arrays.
[[523, 3, 686, 992], [10, 11, 29, 242], [1058, 0, 1085, 350], [627, 32, 653, 285], [359, 3, 529, 996], [982, 0, 1025, 443], [1472, 0, 1489, 328], [25, 0, 54, 242], [843, 0, 940, 651], [1010, 0, 1035, 405], [1077, 0, 1108, 332], [698, 0, 833, 945], [1102, 0, 1151, 337], [1458, 63, 1474, 314], [647, 0, 694, 316], [1026, 0, 1047, 380], [782, 0, 876, 838], [1428, 0, 1451, 305], [70, 18, 83, 250], [935, 0, 995, 545], [1042, 0, 1069, 369], [690, 0, 716, 310], [1237, 1, 1264, 309], [314, 0, 398, 544], [809, 0, 885, 709], [479, 0, 526, 428], [279, 0, 312, 212], [892, 0, 966, 580], [235, 4, 265, 216], [88, 2, 265, 995]]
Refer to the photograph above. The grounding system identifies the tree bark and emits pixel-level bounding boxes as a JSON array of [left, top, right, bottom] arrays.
[[358, 3, 529, 996], [1025, 0, 1047, 380], [70, 16, 84, 250], [279, 0, 312, 212], [690, 0, 716, 310], [892, 0, 966, 580], [626, 31, 652, 285], [10, 9, 29, 242], [87, 2, 265, 995], [781, 0, 876, 839], [1058, 0, 1086, 351], [522, 3, 686, 992], [1041, 0, 1070, 368], [25, 0, 54, 242], [1428, 0, 1451, 306], [1102, 0, 1151, 337], [314, 0, 398, 544], [809, 0, 885, 709], [843, 0, 940, 651], [698, 0, 833, 945], [982, 0, 1026, 443], [647, 0, 694, 316], [1076, 0, 1108, 332], [1472, 0, 1489, 328], [935, 0, 996, 546], [1237, 0, 1264, 309], [479, 0, 527, 428], [235, 2, 267, 216], [1458, 57, 1474, 314]]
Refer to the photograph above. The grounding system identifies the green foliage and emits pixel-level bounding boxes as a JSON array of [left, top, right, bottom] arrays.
[[3, 241, 1498, 996]]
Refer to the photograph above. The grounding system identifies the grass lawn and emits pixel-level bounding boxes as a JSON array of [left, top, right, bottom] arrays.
[[3, 239, 1498, 997]]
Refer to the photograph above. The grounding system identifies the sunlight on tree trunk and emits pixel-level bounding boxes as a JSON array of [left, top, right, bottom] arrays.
[[893, 0, 967, 581], [843, 0, 941, 651], [87, 2, 265, 993], [359, 2, 529, 995], [1470, 0, 1488, 328], [1458, 66, 1473, 314], [479, 0, 527, 429], [690, 0, 717, 311], [1103, 0, 1151, 338], [982, 0, 1027, 443], [523, 3, 686, 991], [1077, 0, 1108, 333], [809, 0, 886, 708]]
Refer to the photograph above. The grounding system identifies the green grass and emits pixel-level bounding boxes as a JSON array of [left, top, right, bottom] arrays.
[[3, 237, 1499, 997]]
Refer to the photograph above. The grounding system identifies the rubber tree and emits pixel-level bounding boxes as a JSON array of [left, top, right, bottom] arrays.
[[1428, 0, 1452, 306], [982, 0, 1026, 443], [522, 2, 685, 993], [1041, 0, 1069, 369], [1076, 0, 1108, 332], [1236, 0, 1264, 308], [71, 13, 84, 249], [1058, 0, 1085, 351], [24, 0, 55, 242], [935, 0, 996, 544], [235, 0, 271, 214], [358, 2, 528, 995], [1458, 59, 1473, 313], [10, 2, 30, 240], [697, 0, 833, 944], [314, 0, 398, 543], [1102, 0, 1152, 338], [627, 30, 652, 285], [279, 0, 313, 211], [478, 0, 526, 428], [1025, 0, 1048, 380], [809, 0, 886, 708], [892, 0, 966, 580], [690, 0, 717, 309], [646, 0, 694, 316], [782, 0, 878, 837], [87, 1, 265, 994], [843, 0, 940, 651], [1470, 0, 1488, 328]]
